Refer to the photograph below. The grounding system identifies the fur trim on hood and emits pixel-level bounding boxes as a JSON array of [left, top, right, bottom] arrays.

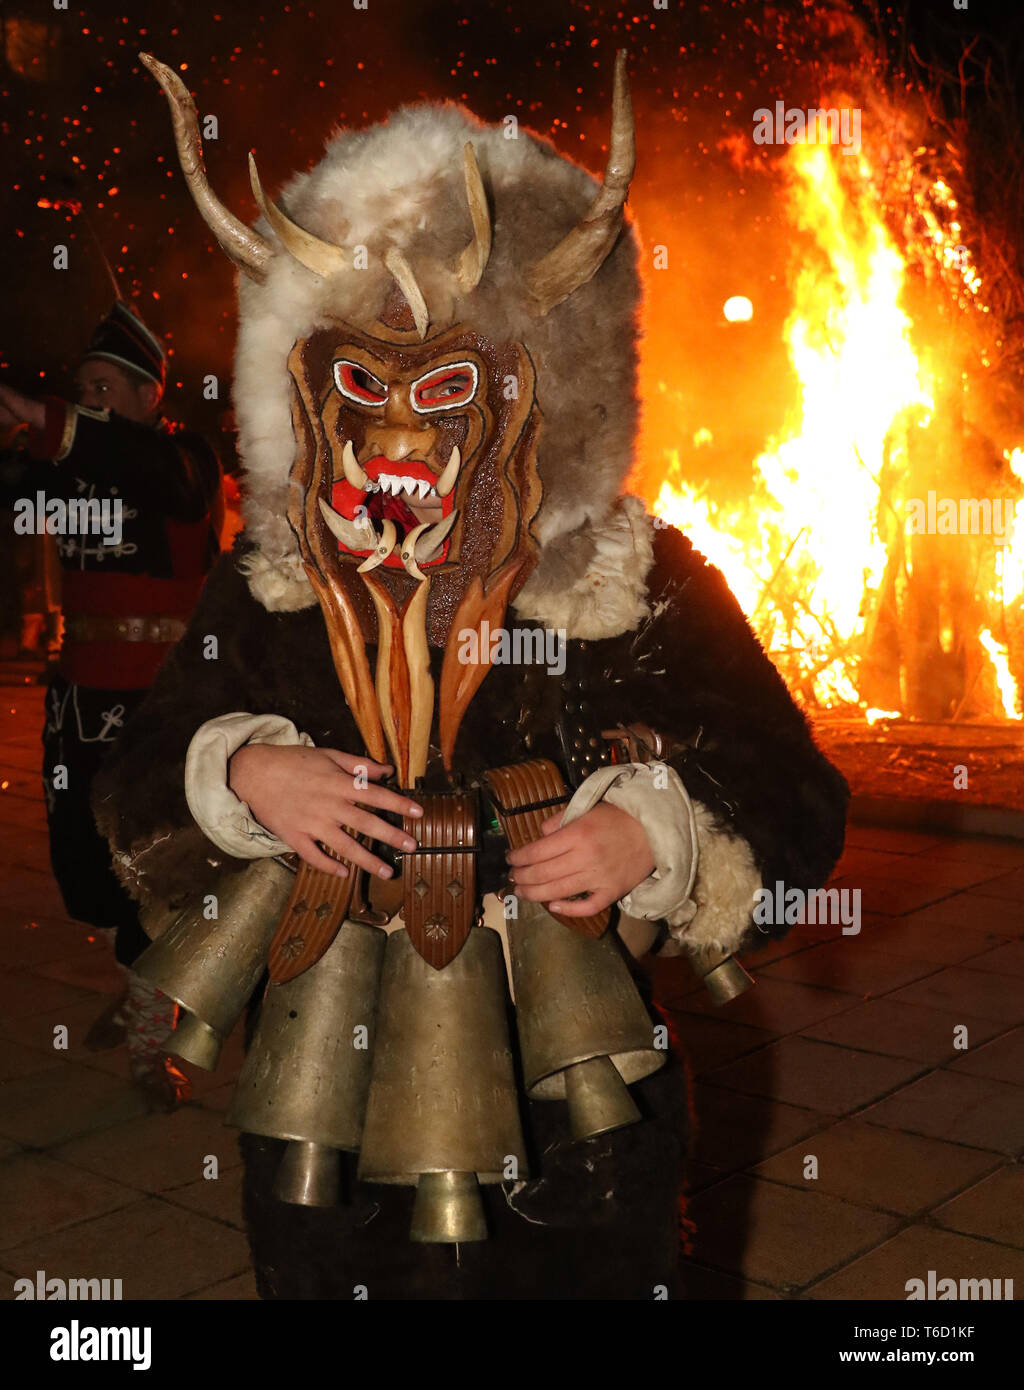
[[232, 101, 643, 615]]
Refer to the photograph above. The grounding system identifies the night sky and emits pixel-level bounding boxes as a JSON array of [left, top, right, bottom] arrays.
[[3, 0, 1022, 484]]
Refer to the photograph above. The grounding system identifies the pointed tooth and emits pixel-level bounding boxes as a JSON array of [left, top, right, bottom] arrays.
[[417, 479, 430, 499], [379, 475, 393, 495], [399, 522, 430, 581], [435, 445, 460, 498], [341, 440, 370, 491], [357, 519, 397, 572], [402, 477, 417, 497], [414, 507, 458, 561], [318, 497, 376, 551], [429, 486, 437, 498]]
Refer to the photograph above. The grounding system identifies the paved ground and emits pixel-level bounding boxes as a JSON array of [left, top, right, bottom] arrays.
[[1, 681, 1022, 1300]]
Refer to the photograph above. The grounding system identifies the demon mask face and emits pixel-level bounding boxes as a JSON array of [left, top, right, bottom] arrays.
[[143, 49, 638, 777]]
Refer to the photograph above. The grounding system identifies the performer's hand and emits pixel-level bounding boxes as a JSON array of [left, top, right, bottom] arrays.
[[506, 802, 655, 916], [228, 743, 422, 879]]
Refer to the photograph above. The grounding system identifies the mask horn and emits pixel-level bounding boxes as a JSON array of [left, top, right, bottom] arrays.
[[248, 153, 349, 280], [139, 53, 271, 282], [524, 49, 635, 317], [454, 143, 492, 293]]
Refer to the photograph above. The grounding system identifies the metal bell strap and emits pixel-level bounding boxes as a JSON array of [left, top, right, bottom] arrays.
[[483, 758, 608, 939], [266, 846, 361, 984], [601, 723, 756, 1005], [483, 758, 665, 1141], [400, 788, 479, 969]]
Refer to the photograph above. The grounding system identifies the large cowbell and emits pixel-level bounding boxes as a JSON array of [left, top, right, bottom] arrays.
[[509, 898, 665, 1141], [227, 918, 387, 1207], [358, 927, 527, 1244], [133, 858, 293, 1070]]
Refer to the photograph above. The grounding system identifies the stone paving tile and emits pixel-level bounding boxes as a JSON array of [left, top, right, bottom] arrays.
[[0, 1063, 148, 1147], [751, 1119, 1000, 1216], [823, 874, 958, 917], [0, 914, 98, 971], [34, 942, 124, 995], [679, 1262, 782, 1299], [805, 1224, 1024, 1300], [859, 916, 1009, 966], [53, 1104, 243, 1194], [759, 942, 938, 996], [932, 1166, 1024, 1249], [886, 966, 1024, 1023], [687, 1173, 898, 1288], [1, 872, 71, 918], [683, 1161, 731, 1195], [842, 828, 949, 854], [0, 968, 96, 1022], [670, 976, 858, 1035], [185, 1268, 259, 1300], [972, 867, 1024, 902], [946, 1027, 1024, 1085], [195, 1080, 241, 1115], [0, 1153, 138, 1251], [692, 1083, 826, 1169], [705, 1036, 924, 1115], [862, 1070, 1024, 1155], [840, 854, 1007, 892], [162, 1163, 246, 1230], [0, 995, 132, 1079], [916, 839, 1024, 870], [800, 998, 1007, 1064], [915, 894, 1024, 935], [0, 1036, 62, 1085], [963, 940, 1024, 978], [660, 1011, 775, 1077], [2, 1197, 251, 1301], [740, 923, 845, 968]]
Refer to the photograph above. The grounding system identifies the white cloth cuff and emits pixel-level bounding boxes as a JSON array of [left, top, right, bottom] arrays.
[[562, 762, 700, 928], [184, 712, 313, 859]]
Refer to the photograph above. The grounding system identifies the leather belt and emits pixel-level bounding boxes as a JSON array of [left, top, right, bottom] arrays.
[[65, 614, 188, 644]]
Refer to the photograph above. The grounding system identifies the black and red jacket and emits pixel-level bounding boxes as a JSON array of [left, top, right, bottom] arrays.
[[26, 397, 222, 689]]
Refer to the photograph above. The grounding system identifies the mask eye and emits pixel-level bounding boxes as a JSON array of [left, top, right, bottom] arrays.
[[334, 360, 388, 405], [411, 361, 478, 413]]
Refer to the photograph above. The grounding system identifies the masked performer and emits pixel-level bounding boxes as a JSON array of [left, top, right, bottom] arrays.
[[0, 303, 222, 1109], [92, 52, 847, 1298]]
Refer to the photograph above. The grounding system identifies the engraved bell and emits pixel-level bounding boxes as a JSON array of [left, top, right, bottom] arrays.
[[133, 857, 293, 1071], [509, 898, 665, 1140], [358, 927, 528, 1243], [227, 918, 387, 1206]]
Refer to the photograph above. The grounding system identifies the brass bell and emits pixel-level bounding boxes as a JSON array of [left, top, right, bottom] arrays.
[[509, 899, 664, 1140], [358, 927, 527, 1244], [133, 857, 293, 1071], [272, 1140, 341, 1207], [227, 918, 387, 1205], [688, 943, 755, 1005], [169, 1012, 221, 1070]]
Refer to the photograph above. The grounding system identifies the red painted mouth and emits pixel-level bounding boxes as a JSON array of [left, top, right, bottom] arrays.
[[326, 453, 456, 569]]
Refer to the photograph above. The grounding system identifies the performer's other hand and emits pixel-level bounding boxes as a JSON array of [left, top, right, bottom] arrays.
[[228, 743, 422, 879], [506, 802, 655, 915]]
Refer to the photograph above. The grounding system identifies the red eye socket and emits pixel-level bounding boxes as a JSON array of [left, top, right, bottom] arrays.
[[334, 361, 387, 405], [412, 362, 478, 412]]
